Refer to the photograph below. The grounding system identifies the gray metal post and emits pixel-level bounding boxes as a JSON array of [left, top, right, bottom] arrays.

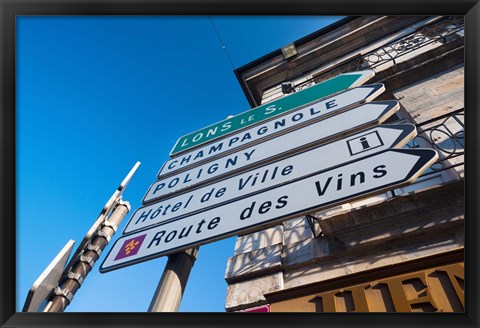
[[148, 247, 199, 312], [44, 200, 131, 312]]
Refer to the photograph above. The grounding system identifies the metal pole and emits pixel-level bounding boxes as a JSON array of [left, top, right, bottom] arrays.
[[148, 247, 199, 312], [44, 200, 131, 312]]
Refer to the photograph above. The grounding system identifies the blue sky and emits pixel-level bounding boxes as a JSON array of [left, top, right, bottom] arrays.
[[16, 15, 343, 312]]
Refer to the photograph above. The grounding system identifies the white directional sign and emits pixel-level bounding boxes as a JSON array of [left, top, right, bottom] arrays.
[[143, 100, 399, 203], [125, 124, 416, 235], [101, 148, 438, 272], [158, 84, 385, 178]]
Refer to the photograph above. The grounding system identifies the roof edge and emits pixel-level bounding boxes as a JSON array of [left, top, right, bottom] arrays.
[[234, 16, 360, 107]]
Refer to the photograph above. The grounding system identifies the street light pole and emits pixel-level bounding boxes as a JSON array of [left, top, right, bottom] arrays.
[[23, 162, 141, 313], [44, 200, 131, 312]]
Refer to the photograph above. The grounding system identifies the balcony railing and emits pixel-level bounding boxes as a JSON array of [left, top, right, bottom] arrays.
[[408, 108, 464, 176], [294, 16, 464, 92]]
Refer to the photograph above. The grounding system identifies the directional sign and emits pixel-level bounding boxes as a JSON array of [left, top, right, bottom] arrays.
[[144, 100, 399, 203], [159, 84, 385, 178], [61, 162, 141, 277], [23, 240, 75, 312], [126, 124, 416, 235], [170, 70, 375, 156], [100, 148, 438, 272]]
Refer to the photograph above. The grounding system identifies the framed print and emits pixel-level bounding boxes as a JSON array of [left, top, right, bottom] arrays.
[[1, 1, 478, 327]]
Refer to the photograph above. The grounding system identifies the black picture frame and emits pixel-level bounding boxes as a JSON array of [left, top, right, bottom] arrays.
[[1, 1, 478, 327]]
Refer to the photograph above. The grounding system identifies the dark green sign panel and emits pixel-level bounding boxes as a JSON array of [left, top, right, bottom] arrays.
[[170, 70, 375, 156]]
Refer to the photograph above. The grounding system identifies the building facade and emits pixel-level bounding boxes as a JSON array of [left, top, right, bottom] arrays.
[[225, 16, 464, 313]]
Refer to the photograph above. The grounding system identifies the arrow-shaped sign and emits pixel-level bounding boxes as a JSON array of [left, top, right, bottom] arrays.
[[169, 70, 375, 156], [101, 148, 438, 273], [23, 240, 75, 312], [144, 100, 399, 203], [60, 162, 141, 278], [126, 124, 416, 235], [159, 84, 384, 178]]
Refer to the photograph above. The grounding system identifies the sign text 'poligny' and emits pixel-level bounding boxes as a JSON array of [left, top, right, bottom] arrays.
[[169, 70, 375, 156], [124, 124, 417, 234], [144, 100, 399, 203], [159, 84, 384, 178], [100, 148, 438, 272]]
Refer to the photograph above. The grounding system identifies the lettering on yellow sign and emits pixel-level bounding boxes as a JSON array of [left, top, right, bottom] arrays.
[[270, 262, 464, 312], [309, 264, 464, 312]]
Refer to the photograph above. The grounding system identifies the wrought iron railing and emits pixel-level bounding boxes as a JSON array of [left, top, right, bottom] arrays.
[[408, 108, 464, 175], [307, 109, 465, 229], [294, 16, 464, 92]]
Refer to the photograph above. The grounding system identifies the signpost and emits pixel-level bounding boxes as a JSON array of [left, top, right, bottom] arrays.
[[95, 70, 439, 314], [100, 148, 438, 273], [169, 70, 375, 156], [159, 84, 385, 178], [145, 100, 399, 202], [125, 124, 416, 235]]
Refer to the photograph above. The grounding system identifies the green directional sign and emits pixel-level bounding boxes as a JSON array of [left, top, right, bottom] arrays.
[[170, 70, 375, 156]]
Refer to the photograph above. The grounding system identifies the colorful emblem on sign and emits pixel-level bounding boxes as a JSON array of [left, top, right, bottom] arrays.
[[114, 234, 147, 260]]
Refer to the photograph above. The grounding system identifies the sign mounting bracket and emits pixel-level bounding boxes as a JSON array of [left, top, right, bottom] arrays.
[[305, 214, 322, 238]]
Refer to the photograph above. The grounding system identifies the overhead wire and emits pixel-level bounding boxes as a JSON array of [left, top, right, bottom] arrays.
[[208, 16, 252, 110], [208, 16, 236, 71]]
